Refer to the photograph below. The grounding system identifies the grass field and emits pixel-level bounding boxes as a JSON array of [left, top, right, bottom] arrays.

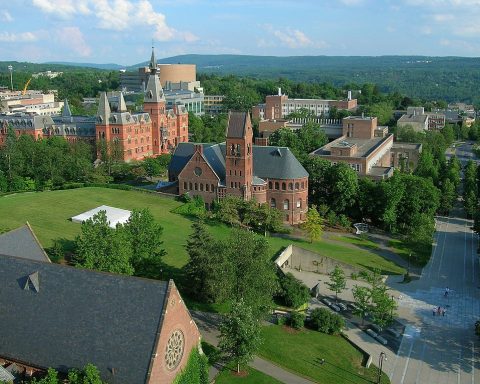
[[388, 238, 432, 267], [0, 188, 404, 275], [215, 367, 282, 384], [258, 325, 389, 384]]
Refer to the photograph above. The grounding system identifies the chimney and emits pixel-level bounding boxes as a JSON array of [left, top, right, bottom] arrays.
[[278, 87, 282, 96]]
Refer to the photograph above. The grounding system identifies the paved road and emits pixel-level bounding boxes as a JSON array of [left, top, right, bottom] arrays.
[[385, 212, 480, 384]]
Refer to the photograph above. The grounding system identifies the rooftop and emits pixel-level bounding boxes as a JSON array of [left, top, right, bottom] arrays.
[[312, 135, 392, 158]]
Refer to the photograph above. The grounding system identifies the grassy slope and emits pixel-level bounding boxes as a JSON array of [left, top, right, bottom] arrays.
[[215, 367, 282, 384], [258, 325, 389, 384], [0, 188, 404, 275]]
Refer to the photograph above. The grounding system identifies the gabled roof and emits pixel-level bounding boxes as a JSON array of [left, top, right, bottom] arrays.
[[62, 98, 72, 118], [169, 142, 308, 181], [144, 74, 165, 103], [0, 224, 50, 262], [96, 92, 111, 123], [0, 254, 169, 384], [226, 111, 247, 138]]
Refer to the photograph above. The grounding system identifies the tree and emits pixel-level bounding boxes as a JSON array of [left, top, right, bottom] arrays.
[[326, 265, 346, 302], [215, 196, 241, 226], [327, 163, 359, 213], [124, 209, 166, 278], [184, 220, 217, 302], [67, 363, 104, 384], [279, 272, 310, 308], [439, 178, 456, 215], [31, 368, 59, 384], [142, 157, 162, 178], [302, 205, 324, 243], [224, 228, 277, 318], [219, 299, 262, 374], [74, 210, 134, 275], [352, 285, 371, 325], [464, 189, 477, 218], [369, 284, 397, 329]]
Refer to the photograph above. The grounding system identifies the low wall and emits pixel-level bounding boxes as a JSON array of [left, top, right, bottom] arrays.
[[275, 244, 362, 276]]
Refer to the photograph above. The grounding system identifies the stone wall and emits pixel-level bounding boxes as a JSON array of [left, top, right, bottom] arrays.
[[275, 244, 362, 276]]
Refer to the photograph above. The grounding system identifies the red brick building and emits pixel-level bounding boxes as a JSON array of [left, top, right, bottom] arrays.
[[0, 49, 189, 162], [168, 112, 309, 224], [0, 226, 201, 384]]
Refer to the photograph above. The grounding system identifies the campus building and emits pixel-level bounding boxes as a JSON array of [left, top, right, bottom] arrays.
[[0, 50, 190, 161], [311, 116, 395, 180], [168, 111, 309, 225], [0, 225, 202, 384], [252, 88, 357, 120], [0, 90, 64, 116], [397, 107, 446, 131]]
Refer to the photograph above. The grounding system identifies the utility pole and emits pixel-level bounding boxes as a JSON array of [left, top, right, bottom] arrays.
[[7, 65, 13, 91]]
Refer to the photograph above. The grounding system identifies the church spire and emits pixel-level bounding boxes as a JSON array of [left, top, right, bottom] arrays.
[[149, 45, 157, 74]]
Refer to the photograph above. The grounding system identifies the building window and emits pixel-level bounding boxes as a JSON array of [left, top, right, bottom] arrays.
[[282, 182, 286, 190], [211, 184, 215, 192], [283, 200, 289, 210], [206, 184, 209, 192], [194, 183, 198, 191], [269, 181, 272, 189], [200, 183, 204, 191], [288, 183, 293, 190], [189, 182, 192, 190], [301, 181, 305, 189], [270, 198, 276, 209], [183, 182, 187, 190], [295, 182, 299, 190], [275, 182, 279, 190], [297, 199, 302, 208]]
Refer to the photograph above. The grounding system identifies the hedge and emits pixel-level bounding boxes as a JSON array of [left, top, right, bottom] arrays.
[[173, 347, 209, 384]]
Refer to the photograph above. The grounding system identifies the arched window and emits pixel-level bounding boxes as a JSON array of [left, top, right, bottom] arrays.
[[282, 182, 286, 191], [270, 198, 276, 209], [183, 182, 187, 190], [275, 182, 279, 190], [200, 183, 204, 191], [288, 183, 293, 190], [194, 183, 198, 191], [301, 181, 305, 189], [295, 182, 299, 190], [269, 181, 272, 189], [206, 184, 209, 192], [283, 199, 289, 210], [236, 144, 241, 156], [297, 199, 302, 208]]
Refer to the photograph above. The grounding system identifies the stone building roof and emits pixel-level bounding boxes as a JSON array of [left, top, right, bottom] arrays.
[[226, 112, 248, 138], [169, 142, 308, 183], [0, 224, 50, 262], [0, 254, 169, 384]]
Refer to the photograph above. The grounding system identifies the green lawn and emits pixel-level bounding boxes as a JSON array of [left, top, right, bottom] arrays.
[[0, 188, 404, 276], [388, 238, 432, 267], [329, 235, 380, 250], [215, 367, 283, 384], [258, 325, 389, 384]]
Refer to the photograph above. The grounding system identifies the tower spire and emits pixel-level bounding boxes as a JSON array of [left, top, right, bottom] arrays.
[[149, 43, 157, 74]]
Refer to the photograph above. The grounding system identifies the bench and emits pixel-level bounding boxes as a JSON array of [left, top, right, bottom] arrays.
[[366, 329, 377, 338], [375, 335, 388, 345], [387, 328, 401, 338]]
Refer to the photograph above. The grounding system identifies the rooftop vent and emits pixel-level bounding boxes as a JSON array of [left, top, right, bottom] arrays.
[[24, 271, 40, 293]]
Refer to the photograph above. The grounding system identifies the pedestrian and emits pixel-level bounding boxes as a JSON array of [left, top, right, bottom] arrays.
[[445, 287, 450, 297], [437, 306, 441, 315], [442, 308, 446, 316]]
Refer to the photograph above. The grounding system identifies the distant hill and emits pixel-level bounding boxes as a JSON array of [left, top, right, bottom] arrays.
[[44, 61, 125, 70], [1, 54, 480, 102]]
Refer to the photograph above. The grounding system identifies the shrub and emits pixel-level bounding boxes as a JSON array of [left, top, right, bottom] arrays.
[[280, 273, 310, 308], [277, 315, 287, 326], [337, 214, 351, 228], [173, 347, 210, 384], [309, 308, 345, 335], [326, 210, 337, 226], [289, 311, 305, 329]]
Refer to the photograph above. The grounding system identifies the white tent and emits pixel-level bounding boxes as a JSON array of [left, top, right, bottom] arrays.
[[71, 205, 132, 229]]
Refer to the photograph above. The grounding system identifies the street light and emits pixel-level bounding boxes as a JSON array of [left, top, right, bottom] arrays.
[[7, 65, 13, 91], [377, 352, 387, 384]]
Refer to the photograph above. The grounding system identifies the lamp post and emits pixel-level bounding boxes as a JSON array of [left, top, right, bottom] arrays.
[[7, 65, 13, 91], [377, 352, 387, 384]]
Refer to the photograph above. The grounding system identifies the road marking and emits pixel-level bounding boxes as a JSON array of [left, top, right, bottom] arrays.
[[465, 219, 468, 282], [400, 339, 415, 384], [415, 340, 427, 384], [472, 340, 475, 384]]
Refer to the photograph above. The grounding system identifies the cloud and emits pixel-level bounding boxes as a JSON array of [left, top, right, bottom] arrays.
[[0, 32, 38, 42], [31, 0, 198, 42], [263, 25, 326, 49], [56, 27, 92, 57], [0, 10, 13, 22], [31, 0, 90, 17]]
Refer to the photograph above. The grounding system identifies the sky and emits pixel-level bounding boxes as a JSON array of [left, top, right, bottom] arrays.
[[1, 0, 480, 65]]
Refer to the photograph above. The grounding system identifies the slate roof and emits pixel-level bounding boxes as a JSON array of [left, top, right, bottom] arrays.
[[0, 365, 14, 383], [0, 254, 169, 384], [0, 224, 50, 262], [169, 142, 308, 182], [144, 74, 165, 103], [226, 112, 247, 138]]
